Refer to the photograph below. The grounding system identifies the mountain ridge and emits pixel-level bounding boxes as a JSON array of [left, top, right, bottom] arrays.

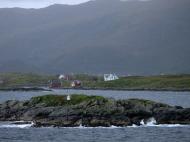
[[0, 0, 190, 75]]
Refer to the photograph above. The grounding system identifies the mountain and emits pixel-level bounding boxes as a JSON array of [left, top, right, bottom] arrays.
[[0, 0, 190, 75]]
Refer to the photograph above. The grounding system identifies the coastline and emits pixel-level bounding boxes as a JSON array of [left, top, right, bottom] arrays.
[[0, 86, 190, 92], [61, 87, 190, 92], [0, 87, 51, 92]]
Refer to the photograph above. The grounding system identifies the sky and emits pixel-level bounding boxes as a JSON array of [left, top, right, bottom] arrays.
[[0, 0, 91, 8]]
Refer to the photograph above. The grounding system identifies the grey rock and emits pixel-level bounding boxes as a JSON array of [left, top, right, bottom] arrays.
[[0, 95, 190, 127]]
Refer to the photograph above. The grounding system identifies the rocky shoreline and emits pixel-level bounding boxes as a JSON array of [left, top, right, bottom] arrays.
[[0, 87, 51, 92], [1, 86, 190, 92], [62, 87, 190, 92], [0, 94, 190, 127]]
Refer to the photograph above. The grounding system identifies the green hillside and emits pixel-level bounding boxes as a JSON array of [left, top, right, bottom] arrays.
[[0, 73, 190, 91]]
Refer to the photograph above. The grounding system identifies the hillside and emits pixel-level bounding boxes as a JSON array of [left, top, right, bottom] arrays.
[[0, 73, 190, 91], [83, 74, 190, 91], [0, 0, 190, 74]]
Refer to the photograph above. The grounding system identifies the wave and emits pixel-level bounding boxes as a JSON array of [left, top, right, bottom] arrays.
[[73, 118, 190, 128], [134, 117, 190, 128], [0, 121, 34, 128], [140, 117, 157, 126], [0, 119, 189, 129]]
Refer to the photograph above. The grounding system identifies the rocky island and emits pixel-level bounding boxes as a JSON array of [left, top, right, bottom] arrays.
[[0, 94, 190, 127]]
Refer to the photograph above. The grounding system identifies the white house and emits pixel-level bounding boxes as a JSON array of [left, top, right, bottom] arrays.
[[104, 74, 119, 81], [59, 74, 65, 80]]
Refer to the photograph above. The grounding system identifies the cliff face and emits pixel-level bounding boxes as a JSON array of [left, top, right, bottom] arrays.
[[0, 95, 190, 127]]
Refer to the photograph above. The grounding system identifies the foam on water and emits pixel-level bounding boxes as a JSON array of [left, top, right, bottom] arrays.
[[140, 117, 157, 126], [61, 120, 189, 129], [0, 121, 34, 128], [0, 119, 189, 129], [138, 117, 189, 128]]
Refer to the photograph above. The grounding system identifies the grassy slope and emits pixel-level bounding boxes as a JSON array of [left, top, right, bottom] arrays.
[[0, 73, 56, 88], [0, 73, 190, 90], [82, 75, 190, 90], [28, 94, 168, 108], [29, 94, 106, 106]]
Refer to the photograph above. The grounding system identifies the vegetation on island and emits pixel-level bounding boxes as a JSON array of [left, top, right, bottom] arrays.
[[30, 94, 106, 106], [29, 94, 166, 108]]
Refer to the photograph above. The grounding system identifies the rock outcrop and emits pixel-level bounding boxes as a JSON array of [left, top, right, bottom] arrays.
[[0, 95, 190, 127]]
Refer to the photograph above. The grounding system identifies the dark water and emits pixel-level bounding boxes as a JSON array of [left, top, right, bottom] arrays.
[[0, 90, 190, 142], [0, 89, 190, 107], [0, 126, 190, 142]]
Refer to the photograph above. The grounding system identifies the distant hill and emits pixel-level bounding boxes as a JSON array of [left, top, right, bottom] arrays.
[[0, 0, 190, 75]]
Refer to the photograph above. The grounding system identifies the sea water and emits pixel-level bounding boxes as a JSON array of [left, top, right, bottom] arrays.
[[0, 90, 190, 142], [0, 120, 190, 142]]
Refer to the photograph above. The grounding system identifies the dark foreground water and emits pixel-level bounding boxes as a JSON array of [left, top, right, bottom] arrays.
[[0, 125, 190, 142], [0, 90, 190, 142]]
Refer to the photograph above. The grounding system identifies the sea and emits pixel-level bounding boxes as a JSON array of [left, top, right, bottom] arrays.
[[0, 89, 190, 142]]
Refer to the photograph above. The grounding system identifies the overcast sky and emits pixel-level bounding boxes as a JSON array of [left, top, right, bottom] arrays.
[[0, 0, 91, 8]]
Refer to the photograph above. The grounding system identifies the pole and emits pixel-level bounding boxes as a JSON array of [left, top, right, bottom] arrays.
[[66, 95, 71, 121], [66, 100, 68, 121]]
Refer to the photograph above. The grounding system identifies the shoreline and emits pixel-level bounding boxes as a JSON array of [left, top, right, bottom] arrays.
[[61, 87, 190, 92], [0, 86, 190, 92], [0, 87, 51, 92]]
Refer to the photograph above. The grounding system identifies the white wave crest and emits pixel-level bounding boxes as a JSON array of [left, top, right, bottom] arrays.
[[140, 117, 157, 126], [0, 120, 189, 129], [0, 121, 34, 128], [139, 118, 189, 128]]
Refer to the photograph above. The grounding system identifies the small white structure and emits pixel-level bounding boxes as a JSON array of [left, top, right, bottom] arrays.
[[67, 95, 71, 101], [59, 74, 65, 80], [104, 74, 119, 81], [71, 80, 82, 88]]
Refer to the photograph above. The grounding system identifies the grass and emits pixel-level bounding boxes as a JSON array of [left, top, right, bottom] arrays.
[[0, 73, 190, 90], [29, 94, 170, 109], [0, 72, 56, 88], [82, 74, 190, 90], [30, 94, 106, 106], [126, 98, 168, 107]]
